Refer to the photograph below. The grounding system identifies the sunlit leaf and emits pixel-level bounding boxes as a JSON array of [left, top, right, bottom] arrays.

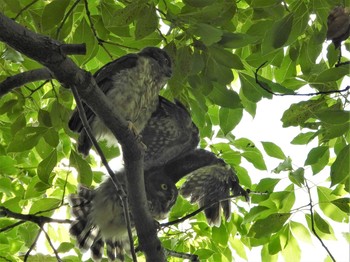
[[248, 213, 291, 238], [261, 141, 286, 160], [331, 144, 350, 186]]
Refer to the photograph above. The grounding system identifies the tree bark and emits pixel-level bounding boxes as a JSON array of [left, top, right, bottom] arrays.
[[0, 12, 165, 262]]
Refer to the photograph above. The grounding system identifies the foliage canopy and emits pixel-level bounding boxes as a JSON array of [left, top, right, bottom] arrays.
[[0, 0, 349, 261]]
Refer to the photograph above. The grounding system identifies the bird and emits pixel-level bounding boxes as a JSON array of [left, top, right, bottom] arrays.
[[69, 97, 248, 261], [68, 47, 172, 156], [69, 169, 178, 261], [142, 96, 200, 170], [326, 6, 350, 49]]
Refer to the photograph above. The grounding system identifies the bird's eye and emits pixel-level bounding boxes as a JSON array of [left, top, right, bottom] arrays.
[[161, 184, 168, 190], [164, 58, 170, 66]]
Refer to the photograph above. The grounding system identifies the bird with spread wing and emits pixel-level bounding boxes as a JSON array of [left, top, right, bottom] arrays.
[[68, 47, 172, 156], [69, 96, 248, 261]]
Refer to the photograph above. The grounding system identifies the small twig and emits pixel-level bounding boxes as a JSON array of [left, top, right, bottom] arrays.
[[70, 85, 137, 262], [14, 0, 40, 20], [161, 194, 248, 227], [55, 0, 81, 39], [39, 224, 62, 262], [305, 181, 336, 262], [24, 228, 42, 262], [255, 62, 350, 97], [83, 0, 113, 59], [0, 220, 25, 233], [165, 248, 199, 261], [24, 80, 49, 98], [0, 206, 73, 226]]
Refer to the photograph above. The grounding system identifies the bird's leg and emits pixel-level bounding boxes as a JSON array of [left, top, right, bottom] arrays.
[[127, 121, 147, 150]]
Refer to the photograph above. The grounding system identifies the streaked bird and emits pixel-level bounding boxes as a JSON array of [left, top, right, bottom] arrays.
[[68, 47, 172, 156]]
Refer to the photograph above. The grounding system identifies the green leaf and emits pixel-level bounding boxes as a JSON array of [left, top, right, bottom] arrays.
[[290, 221, 312, 243], [43, 128, 59, 148], [290, 132, 315, 145], [272, 13, 294, 49], [316, 110, 350, 125], [261, 141, 286, 160], [207, 84, 242, 109], [135, 5, 158, 40], [248, 213, 291, 238], [304, 146, 328, 165], [268, 236, 281, 255], [0, 177, 13, 195], [184, 0, 216, 7], [38, 109, 52, 127], [281, 99, 327, 128], [219, 108, 242, 135], [209, 47, 244, 69], [69, 150, 93, 186], [29, 198, 61, 215], [317, 186, 349, 222], [212, 224, 228, 246], [281, 231, 301, 262], [331, 198, 350, 214], [288, 167, 305, 187], [7, 127, 47, 152], [194, 248, 215, 259], [41, 0, 70, 32], [242, 151, 267, 170], [313, 211, 331, 234], [0, 156, 17, 175], [191, 23, 223, 46], [331, 144, 350, 186], [314, 64, 350, 82], [57, 242, 75, 253], [37, 149, 57, 184], [273, 157, 293, 173], [219, 32, 258, 49]]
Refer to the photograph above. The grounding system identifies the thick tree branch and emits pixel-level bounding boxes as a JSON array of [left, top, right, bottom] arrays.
[[0, 12, 163, 261], [0, 68, 53, 96]]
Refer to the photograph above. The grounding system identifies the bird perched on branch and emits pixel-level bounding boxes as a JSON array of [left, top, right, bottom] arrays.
[[69, 169, 178, 261], [69, 97, 248, 261], [326, 6, 350, 49], [68, 47, 172, 156]]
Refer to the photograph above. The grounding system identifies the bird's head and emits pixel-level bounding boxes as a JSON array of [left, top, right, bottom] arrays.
[[139, 47, 172, 78]]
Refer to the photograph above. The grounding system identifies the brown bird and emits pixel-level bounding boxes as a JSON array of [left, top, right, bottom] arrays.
[[327, 6, 350, 49]]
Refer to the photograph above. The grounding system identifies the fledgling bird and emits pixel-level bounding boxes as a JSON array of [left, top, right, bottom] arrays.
[[69, 170, 178, 261], [326, 6, 350, 49], [68, 47, 172, 156], [142, 96, 199, 170]]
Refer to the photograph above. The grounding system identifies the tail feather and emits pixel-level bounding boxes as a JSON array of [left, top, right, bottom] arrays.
[[91, 238, 104, 261]]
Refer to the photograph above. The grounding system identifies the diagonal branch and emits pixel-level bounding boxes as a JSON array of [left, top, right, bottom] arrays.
[[0, 12, 164, 262], [0, 68, 53, 97], [305, 180, 336, 262], [255, 62, 350, 97], [70, 85, 137, 261]]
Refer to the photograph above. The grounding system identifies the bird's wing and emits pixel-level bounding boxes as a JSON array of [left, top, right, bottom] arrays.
[[68, 54, 139, 132], [179, 164, 249, 227], [142, 96, 199, 169]]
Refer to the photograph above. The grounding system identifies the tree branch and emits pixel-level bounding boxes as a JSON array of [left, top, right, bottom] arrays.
[[70, 85, 137, 261], [0, 68, 53, 97], [0, 12, 164, 261], [255, 62, 350, 97], [305, 181, 336, 262]]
